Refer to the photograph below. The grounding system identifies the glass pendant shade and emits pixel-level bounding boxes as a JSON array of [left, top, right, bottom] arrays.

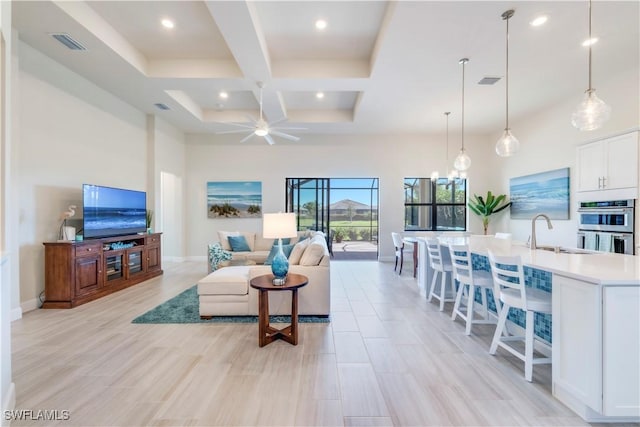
[[571, 89, 611, 131], [495, 128, 520, 157], [453, 149, 471, 171]]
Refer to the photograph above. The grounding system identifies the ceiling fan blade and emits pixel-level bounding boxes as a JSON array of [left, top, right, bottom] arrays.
[[268, 117, 288, 127], [218, 122, 257, 129], [240, 133, 255, 143], [216, 129, 255, 135], [264, 134, 276, 145], [271, 126, 307, 131], [270, 130, 301, 141]]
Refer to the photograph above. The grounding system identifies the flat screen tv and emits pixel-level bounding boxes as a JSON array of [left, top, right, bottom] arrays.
[[83, 184, 147, 239]]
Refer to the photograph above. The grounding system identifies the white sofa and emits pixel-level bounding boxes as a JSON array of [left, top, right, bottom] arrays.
[[214, 230, 319, 266], [198, 231, 331, 317]]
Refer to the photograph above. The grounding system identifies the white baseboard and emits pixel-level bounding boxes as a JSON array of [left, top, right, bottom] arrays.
[[162, 256, 186, 263], [185, 255, 207, 262], [10, 306, 22, 322], [1, 382, 16, 426], [19, 298, 39, 317]]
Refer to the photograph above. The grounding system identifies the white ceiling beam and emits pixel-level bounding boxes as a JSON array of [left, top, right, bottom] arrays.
[[205, 1, 287, 121]]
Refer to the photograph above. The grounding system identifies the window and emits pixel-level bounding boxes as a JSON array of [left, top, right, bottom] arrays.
[[404, 177, 467, 231]]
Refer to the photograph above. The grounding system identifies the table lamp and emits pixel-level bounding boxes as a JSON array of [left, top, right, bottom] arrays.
[[263, 212, 298, 285]]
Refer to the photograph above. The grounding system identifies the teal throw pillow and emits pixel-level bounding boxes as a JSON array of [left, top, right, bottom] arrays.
[[228, 235, 251, 252], [208, 243, 232, 271], [264, 244, 294, 265]]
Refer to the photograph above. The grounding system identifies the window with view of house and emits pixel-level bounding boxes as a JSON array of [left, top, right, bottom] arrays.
[[404, 177, 467, 231]]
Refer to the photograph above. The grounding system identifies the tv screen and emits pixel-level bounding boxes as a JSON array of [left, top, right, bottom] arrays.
[[83, 184, 147, 239]]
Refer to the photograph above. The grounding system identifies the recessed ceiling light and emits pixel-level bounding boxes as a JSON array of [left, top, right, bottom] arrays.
[[219, 91, 228, 99], [161, 19, 174, 29], [582, 37, 598, 47], [530, 15, 548, 27], [316, 92, 325, 99], [315, 19, 327, 30]]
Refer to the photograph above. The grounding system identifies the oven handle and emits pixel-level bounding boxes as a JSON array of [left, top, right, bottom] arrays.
[[577, 208, 629, 213]]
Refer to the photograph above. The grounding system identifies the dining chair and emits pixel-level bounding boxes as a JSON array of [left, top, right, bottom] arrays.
[[391, 232, 412, 275], [426, 238, 454, 311], [487, 250, 552, 382], [448, 244, 499, 335]]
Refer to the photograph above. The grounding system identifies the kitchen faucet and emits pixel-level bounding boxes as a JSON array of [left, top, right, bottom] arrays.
[[530, 213, 553, 250]]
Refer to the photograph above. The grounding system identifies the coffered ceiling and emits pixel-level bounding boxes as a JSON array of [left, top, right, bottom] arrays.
[[11, 1, 640, 139]]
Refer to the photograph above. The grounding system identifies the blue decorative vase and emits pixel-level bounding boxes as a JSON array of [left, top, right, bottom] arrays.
[[271, 239, 289, 283]]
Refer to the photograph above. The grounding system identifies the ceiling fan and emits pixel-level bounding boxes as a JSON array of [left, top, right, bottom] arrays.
[[215, 82, 305, 145]]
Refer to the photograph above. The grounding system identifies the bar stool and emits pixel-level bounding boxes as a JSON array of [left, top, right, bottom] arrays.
[[448, 244, 499, 335], [487, 250, 552, 382], [426, 238, 454, 311]]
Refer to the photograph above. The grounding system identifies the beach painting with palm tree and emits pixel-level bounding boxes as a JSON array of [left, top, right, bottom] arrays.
[[207, 181, 262, 218], [509, 168, 570, 220]]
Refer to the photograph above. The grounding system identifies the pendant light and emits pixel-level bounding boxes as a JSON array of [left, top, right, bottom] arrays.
[[495, 9, 520, 157], [445, 112, 458, 181], [571, 0, 611, 131], [454, 58, 471, 171], [431, 112, 452, 181]]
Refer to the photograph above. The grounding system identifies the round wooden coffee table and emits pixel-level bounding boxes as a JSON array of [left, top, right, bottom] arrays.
[[249, 273, 309, 347]]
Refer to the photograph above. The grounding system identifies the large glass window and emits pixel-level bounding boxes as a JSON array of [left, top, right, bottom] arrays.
[[404, 177, 467, 231]]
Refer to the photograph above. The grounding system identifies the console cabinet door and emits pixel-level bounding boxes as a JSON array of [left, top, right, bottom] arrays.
[[75, 254, 102, 296], [146, 244, 161, 273]]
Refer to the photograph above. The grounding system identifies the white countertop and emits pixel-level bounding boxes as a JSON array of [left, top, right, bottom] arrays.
[[417, 235, 640, 286]]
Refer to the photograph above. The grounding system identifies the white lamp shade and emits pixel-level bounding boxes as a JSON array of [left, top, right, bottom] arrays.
[[263, 213, 297, 239]]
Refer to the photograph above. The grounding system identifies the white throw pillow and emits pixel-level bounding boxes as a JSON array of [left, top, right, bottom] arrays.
[[300, 242, 325, 266], [288, 238, 310, 265]]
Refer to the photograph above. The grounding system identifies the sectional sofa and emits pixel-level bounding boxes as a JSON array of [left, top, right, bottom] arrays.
[[198, 230, 331, 317]]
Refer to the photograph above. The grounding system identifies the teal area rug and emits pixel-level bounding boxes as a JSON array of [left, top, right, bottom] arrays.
[[132, 285, 330, 324]]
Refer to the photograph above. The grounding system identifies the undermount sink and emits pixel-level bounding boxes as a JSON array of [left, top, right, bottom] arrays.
[[536, 245, 596, 255]]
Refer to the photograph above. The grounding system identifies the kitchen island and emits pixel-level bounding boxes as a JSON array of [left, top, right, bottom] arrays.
[[415, 234, 640, 423]]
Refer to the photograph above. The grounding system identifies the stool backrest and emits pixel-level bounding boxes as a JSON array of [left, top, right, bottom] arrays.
[[426, 238, 446, 271], [449, 243, 472, 286], [487, 250, 527, 308]]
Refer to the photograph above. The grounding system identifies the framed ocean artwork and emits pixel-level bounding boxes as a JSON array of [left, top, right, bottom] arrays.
[[509, 168, 570, 220], [207, 181, 262, 218]]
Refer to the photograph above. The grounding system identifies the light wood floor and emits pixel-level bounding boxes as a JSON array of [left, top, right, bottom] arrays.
[[11, 261, 616, 426]]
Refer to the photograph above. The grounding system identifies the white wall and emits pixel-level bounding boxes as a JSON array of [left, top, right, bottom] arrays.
[[489, 65, 640, 247], [0, 1, 15, 421], [151, 116, 186, 259], [16, 41, 148, 308], [185, 131, 495, 260]]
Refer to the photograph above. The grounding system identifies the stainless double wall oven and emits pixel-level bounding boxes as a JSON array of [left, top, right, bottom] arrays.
[[577, 199, 635, 255]]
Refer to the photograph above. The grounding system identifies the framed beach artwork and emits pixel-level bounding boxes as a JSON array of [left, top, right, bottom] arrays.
[[207, 181, 262, 218], [509, 168, 570, 220]]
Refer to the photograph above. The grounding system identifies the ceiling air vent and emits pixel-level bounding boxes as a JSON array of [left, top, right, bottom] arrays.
[[478, 76, 501, 85], [50, 33, 87, 51], [154, 103, 170, 111]]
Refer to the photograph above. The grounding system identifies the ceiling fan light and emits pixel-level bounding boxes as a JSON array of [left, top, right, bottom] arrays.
[[255, 128, 268, 137], [495, 129, 520, 157], [571, 89, 611, 131], [453, 149, 471, 171]]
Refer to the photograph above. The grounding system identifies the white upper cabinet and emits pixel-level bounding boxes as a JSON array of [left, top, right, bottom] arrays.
[[577, 131, 639, 201]]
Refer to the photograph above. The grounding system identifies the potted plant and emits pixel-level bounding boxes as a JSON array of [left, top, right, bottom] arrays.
[[146, 209, 153, 234], [468, 191, 511, 235]]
